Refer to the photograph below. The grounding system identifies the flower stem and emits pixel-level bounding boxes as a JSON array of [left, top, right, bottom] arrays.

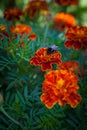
[[43, 24, 49, 43], [0, 106, 20, 126]]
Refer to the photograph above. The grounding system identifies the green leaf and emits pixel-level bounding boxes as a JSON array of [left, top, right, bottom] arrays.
[[65, 119, 77, 128], [16, 90, 25, 104], [24, 86, 28, 99], [6, 82, 15, 90], [0, 115, 9, 125]]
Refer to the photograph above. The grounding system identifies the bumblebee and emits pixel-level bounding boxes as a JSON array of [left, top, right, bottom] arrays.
[[47, 45, 58, 55]]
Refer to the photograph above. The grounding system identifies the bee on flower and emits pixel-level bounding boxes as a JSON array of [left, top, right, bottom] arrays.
[[47, 45, 58, 55], [30, 46, 62, 71]]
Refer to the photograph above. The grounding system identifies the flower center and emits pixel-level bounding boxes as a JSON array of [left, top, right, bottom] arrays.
[[56, 78, 65, 88]]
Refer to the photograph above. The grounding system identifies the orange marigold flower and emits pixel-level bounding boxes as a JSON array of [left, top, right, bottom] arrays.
[[30, 47, 62, 71], [64, 26, 87, 50], [54, 12, 76, 31], [25, 0, 48, 18], [58, 61, 80, 74], [10, 24, 32, 36], [10, 24, 36, 40], [40, 70, 82, 108], [56, 0, 78, 6], [4, 8, 24, 21]]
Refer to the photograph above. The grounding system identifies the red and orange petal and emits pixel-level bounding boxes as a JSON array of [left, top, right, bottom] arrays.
[[56, 0, 70, 6], [65, 26, 87, 40], [71, 0, 78, 5], [30, 47, 62, 71], [56, 0, 78, 6], [40, 70, 82, 108], [73, 41, 82, 50], [43, 70, 79, 92], [25, 0, 48, 18], [58, 61, 80, 73], [64, 40, 82, 50], [0, 24, 8, 40], [65, 26, 87, 50], [10, 24, 32, 36], [0, 24, 6, 32], [67, 93, 82, 108], [28, 33, 36, 40], [4, 8, 24, 20], [44, 71, 57, 84], [58, 100, 67, 106], [54, 12, 76, 31], [40, 93, 57, 108], [41, 62, 53, 71], [64, 40, 73, 49]]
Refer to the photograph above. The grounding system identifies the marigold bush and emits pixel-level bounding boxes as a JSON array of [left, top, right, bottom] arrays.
[[0, 0, 87, 130]]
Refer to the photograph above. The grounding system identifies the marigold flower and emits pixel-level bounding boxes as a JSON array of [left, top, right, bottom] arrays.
[[64, 26, 87, 50], [54, 12, 76, 31], [40, 70, 82, 108], [10, 24, 32, 36], [25, 0, 48, 18], [58, 61, 80, 74], [0, 24, 8, 40], [10, 24, 36, 40], [0, 24, 6, 32], [29, 33, 37, 40], [30, 47, 62, 71], [56, 0, 78, 6], [4, 8, 24, 21]]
